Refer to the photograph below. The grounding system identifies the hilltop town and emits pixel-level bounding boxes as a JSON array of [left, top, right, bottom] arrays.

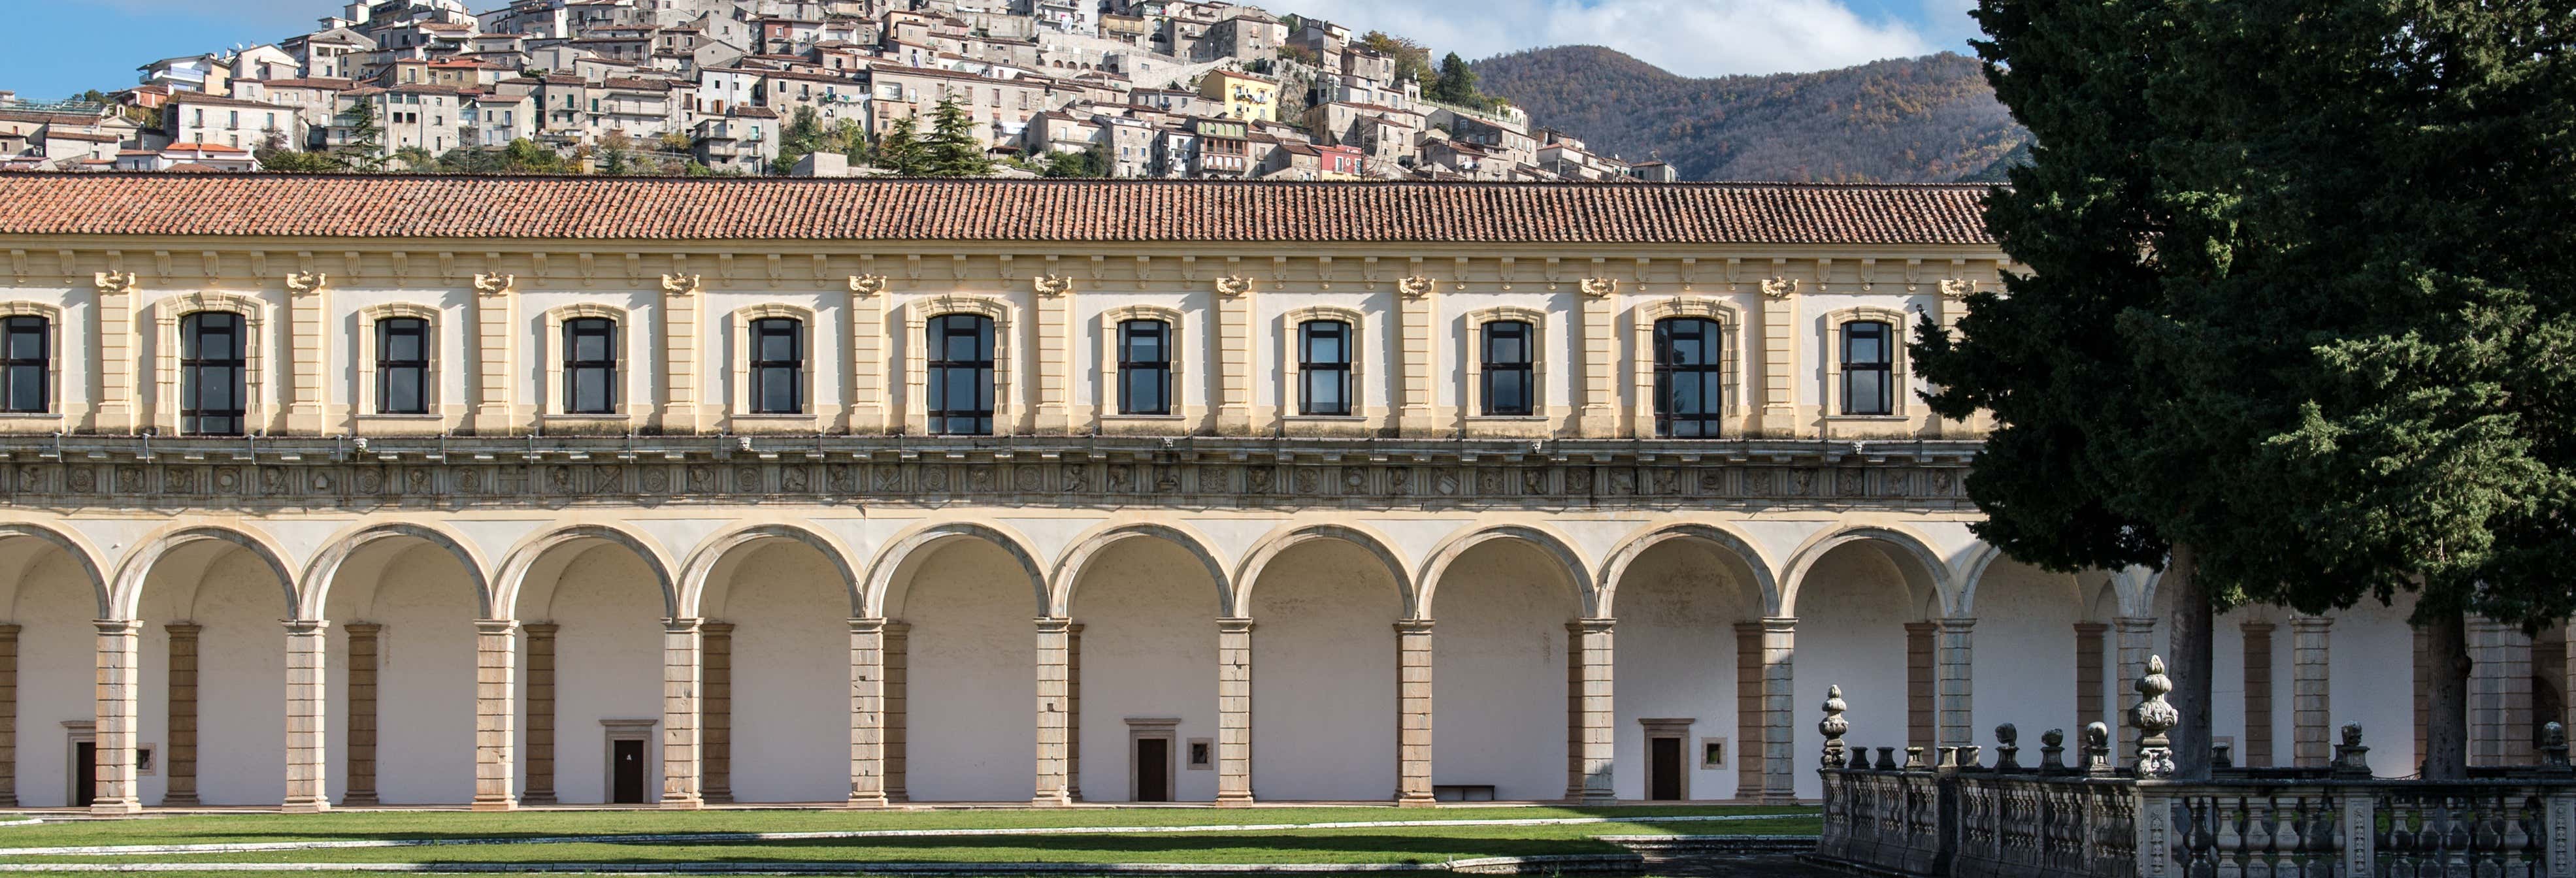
[[0, 0, 1677, 181]]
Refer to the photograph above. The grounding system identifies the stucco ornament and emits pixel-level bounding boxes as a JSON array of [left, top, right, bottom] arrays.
[[661, 273, 702, 295], [284, 270, 328, 295], [92, 270, 139, 295], [2128, 654, 2179, 778], [1213, 275, 1254, 297], [1938, 278, 1978, 299], [1579, 277, 1619, 298], [1818, 683, 1849, 768], [1397, 275, 1435, 299], [1032, 274, 1074, 298], [1759, 277, 1798, 298], [847, 274, 889, 296], [472, 272, 516, 296]]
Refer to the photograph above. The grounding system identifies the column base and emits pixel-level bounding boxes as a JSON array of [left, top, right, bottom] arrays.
[[1761, 792, 1800, 805], [1214, 792, 1255, 808], [704, 790, 734, 805], [159, 793, 199, 807], [846, 792, 891, 809], [1396, 793, 1438, 808], [1574, 792, 1617, 805], [1030, 792, 1073, 807], [659, 796, 705, 810], [340, 793, 380, 808], [521, 792, 557, 806], [281, 797, 331, 814], [469, 795, 518, 812], [90, 797, 142, 816]]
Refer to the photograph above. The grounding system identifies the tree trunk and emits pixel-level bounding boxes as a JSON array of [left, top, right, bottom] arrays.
[[2422, 607, 2472, 780], [2165, 542, 2215, 781]]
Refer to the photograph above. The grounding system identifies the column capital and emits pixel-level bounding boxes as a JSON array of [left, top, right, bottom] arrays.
[[849, 617, 887, 634], [2114, 615, 2157, 632], [93, 619, 141, 636], [700, 621, 736, 636], [474, 619, 520, 636], [0, 622, 17, 638], [1761, 616, 1798, 632], [1937, 617, 1975, 631], [883, 620, 912, 636], [284, 619, 330, 636], [343, 621, 384, 636], [521, 621, 560, 638], [1572, 617, 1615, 634], [2073, 621, 2110, 634], [163, 621, 203, 636], [1217, 617, 1254, 634], [2290, 615, 2334, 631], [1394, 619, 1435, 635], [1034, 616, 1072, 634], [663, 616, 703, 634], [2239, 620, 2277, 634]]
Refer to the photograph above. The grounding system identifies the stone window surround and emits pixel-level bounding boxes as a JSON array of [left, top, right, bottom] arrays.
[[1280, 305, 1366, 421], [354, 302, 444, 421], [901, 295, 1017, 435], [1821, 305, 1911, 419], [1096, 304, 1187, 421], [727, 302, 819, 429], [152, 291, 275, 436], [540, 303, 634, 424], [1462, 305, 1551, 421], [1628, 298, 1747, 432], [0, 301, 64, 422], [1638, 717, 1694, 801]]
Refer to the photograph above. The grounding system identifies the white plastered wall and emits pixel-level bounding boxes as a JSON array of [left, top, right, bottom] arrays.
[[1611, 540, 1756, 800], [1068, 537, 1221, 802], [1253, 290, 1392, 419], [1247, 540, 1401, 802], [1791, 544, 1920, 800], [1968, 558, 2085, 738], [1431, 290, 1576, 412], [1430, 541, 1577, 800], [323, 540, 480, 805], [9, 550, 99, 807], [326, 287, 476, 412], [895, 539, 1039, 802], [707, 541, 852, 804], [537, 544, 666, 805], [142, 546, 290, 805]]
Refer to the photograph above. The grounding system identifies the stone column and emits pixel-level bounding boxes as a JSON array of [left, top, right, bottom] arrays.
[[1214, 281, 1254, 435], [521, 622, 559, 805], [470, 280, 518, 433], [91, 620, 142, 815], [1395, 619, 1435, 806], [282, 619, 331, 813], [2291, 615, 2332, 768], [2114, 616, 2157, 751], [2241, 621, 2276, 767], [0, 624, 16, 807], [286, 280, 329, 432], [342, 623, 382, 807], [472, 620, 518, 811], [847, 618, 889, 807], [884, 621, 910, 802], [2073, 623, 2108, 734], [659, 617, 703, 809], [1032, 617, 1073, 805], [699, 622, 733, 804], [1065, 623, 1083, 802], [1577, 280, 1618, 436], [660, 278, 702, 432], [1216, 618, 1253, 806], [1760, 617, 1796, 804], [1936, 618, 1973, 748], [1566, 618, 1615, 804], [1397, 283, 1436, 435], [1034, 278, 1073, 433], [2469, 618, 2535, 766], [162, 622, 201, 807], [1759, 276, 1798, 431], [1733, 622, 1765, 796]]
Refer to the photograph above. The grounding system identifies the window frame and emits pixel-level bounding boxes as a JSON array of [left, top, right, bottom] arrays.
[[0, 311, 54, 415], [1115, 317, 1174, 416], [1839, 319, 1894, 417], [1822, 306, 1911, 419], [178, 310, 250, 436], [1478, 318, 1536, 417], [746, 315, 806, 415], [561, 315, 620, 415], [924, 312, 997, 435], [1651, 315, 1726, 439], [1295, 317, 1353, 417], [372, 314, 433, 415]]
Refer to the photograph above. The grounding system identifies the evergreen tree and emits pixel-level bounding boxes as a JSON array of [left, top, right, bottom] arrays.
[[1430, 52, 1478, 106], [257, 150, 344, 173], [1918, 0, 2576, 779], [874, 114, 926, 175], [333, 101, 384, 171], [922, 98, 993, 178]]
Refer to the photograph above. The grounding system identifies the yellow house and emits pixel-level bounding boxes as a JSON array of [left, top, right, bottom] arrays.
[[1197, 70, 1278, 123]]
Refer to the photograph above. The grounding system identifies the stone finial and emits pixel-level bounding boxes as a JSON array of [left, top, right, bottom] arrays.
[[661, 273, 702, 295], [472, 272, 515, 296], [1213, 275, 1253, 297], [2210, 740, 2233, 770], [1579, 277, 1618, 298], [2332, 722, 2375, 776], [2543, 723, 2571, 772], [2128, 655, 2179, 778], [1874, 747, 1898, 771], [2081, 721, 2115, 775], [1902, 746, 1927, 771], [1847, 747, 1868, 771], [284, 270, 327, 295], [1819, 684, 1849, 768], [847, 274, 889, 296], [1396, 275, 1435, 299], [2039, 728, 2066, 773], [1032, 274, 1074, 297], [1993, 723, 2021, 772], [93, 270, 138, 295], [1759, 277, 1798, 298]]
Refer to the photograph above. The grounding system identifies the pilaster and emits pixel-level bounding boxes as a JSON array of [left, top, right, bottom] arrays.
[[1215, 284, 1254, 435], [661, 281, 701, 432], [93, 278, 134, 432], [1032, 617, 1073, 805], [1568, 618, 1615, 804], [2469, 618, 2535, 766], [282, 619, 330, 813], [2291, 615, 2332, 768], [286, 283, 328, 432], [1397, 285, 1435, 434], [659, 617, 703, 808], [1034, 283, 1073, 433], [1395, 619, 1435, 805], [163, 622, 201, 807], [1215, 618, 1253, 806], [1936, 617, 1973, 748], [2241, 621, 2276, 767], [1904, 621, 1934, 747], [471, 285, 518, 432], [848, 618, 889, 807], [847, 284, 887, 434], [342, 623, 381, 807], [2074, 622, 2108, 736], [91, 620, 142, 815], [1065, 622, 1083, 801], [1733, 621, 1764, 796], [1577, 285, 1617, 436], [1759, 284, 1796, 432], [699, 621, 733, 804], [1760, 617, 1796, 804], [472, 619, 519, 811], [0, 625, 16, 807], [521, 622, 558, 805], [884, 621, 910, 802], [2114, 616, 2156, 752]]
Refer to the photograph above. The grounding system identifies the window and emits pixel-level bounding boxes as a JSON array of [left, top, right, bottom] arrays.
[[1652, 317, 1724, 438], [374, 317, 430, 414], [926, 314, 995, 434], [1479, 319, 1533, 416], [748, 317, 804, 414], [1297, 319, 1351, 416], [180, 312, 247, 436], [1116, 319, 1171, 415], [1841, 320, 1894, 415], [0, 316, 45, 413], [563, 316, 618, 414]]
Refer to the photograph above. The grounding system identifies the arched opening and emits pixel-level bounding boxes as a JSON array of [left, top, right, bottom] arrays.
[[1789, 536, 1940, 800], [1425, 537, 1581, 801], [316, 534, 482, 805], [1964, 557, 2087, 743], [695, 534, 853, 804], [1606, 533, 1768, 800], [131, 536, 295, 805], [0, 530, 106, 807], [1245, 536, 1403, 802], [880, 532, 1040, 802], [510, 533, 671, 805], [1063, 532, 1223, 802]]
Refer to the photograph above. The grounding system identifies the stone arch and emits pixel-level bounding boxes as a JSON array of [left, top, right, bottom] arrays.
[[108, 522, 298, 621], [1777, 523, 1952, 619], [1415, 523, 1595, 617], [1049, 519, 1232, 617], [298, 519, 493, 619], [1232, 520, 1415, 619], [0, 521, 111, 619], [861, 519, 1047, 619], [1951, 542, 2006, 618], [1596, 521, 1780, 617], [493, 523, 678, 620], [678, 521, 864, 619]]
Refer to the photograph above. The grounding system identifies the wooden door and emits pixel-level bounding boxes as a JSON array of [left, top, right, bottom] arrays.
[[611, 739, 646, 804], [1135, 738, 1170, 802], [1649, 736, 1683, 801], [72, 741, 95, 807]]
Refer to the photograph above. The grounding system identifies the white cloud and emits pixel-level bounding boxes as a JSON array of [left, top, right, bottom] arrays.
[[1284, 0, 1936, 78]]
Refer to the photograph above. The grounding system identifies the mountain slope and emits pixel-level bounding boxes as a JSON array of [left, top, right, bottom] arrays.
[[1474, 46, 2027, 183]]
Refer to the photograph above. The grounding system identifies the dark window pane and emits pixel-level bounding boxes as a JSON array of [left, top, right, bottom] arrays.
[[10, 367, 41, 412], [926, 314, 997, 434], [1652, 317, 1724, 438], [7, 323, 43, 360], [386, 367, 423, 413]]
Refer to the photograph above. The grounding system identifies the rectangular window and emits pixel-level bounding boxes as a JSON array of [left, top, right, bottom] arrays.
[[1842, 320, 1894, 415], [1117, 319, 1171, 415], [1652, 317, 1724, 438], [926, 314, 996, 434], [0, 316, 46, 414], [749, 317, 804, 414], [563, 317, 618, 414], [180, 312, 246, 436], [1479, 319, 1533, 416], [375, 317, 431, 414], [1298, 319, 1351, 416]]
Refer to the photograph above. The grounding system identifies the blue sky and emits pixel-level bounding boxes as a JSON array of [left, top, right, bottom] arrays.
[[0, 0, 1982, 101]]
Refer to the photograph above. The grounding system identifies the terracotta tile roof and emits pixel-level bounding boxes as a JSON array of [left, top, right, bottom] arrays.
[[0, 173, 1998, 246]]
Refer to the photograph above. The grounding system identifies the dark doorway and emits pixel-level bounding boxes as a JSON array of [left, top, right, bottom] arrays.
[[1134, 738, 1170, 802], [611, 739, 646, 804], [1648, 736, 1684, 801], [72, 742, 96, 807]]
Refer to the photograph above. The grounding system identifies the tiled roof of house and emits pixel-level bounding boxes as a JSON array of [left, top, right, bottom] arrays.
[[0, 174, 1998, 246]]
